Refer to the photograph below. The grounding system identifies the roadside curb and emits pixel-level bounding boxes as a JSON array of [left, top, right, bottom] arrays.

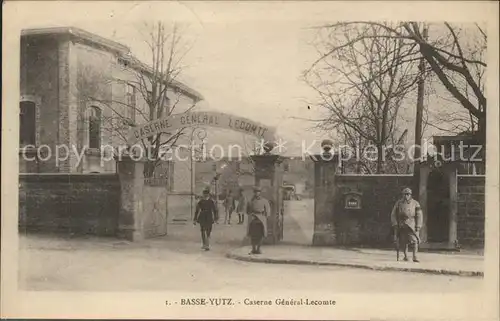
[[225, 252, 484, 278]]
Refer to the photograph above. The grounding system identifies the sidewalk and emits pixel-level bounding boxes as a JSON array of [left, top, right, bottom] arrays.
[[226, 245, 484, 277]]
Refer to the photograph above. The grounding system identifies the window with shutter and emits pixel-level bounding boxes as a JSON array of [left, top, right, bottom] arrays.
[[19, 101, 36, 145], [125, 84, 136, 123], [88, 106, 102, 149]]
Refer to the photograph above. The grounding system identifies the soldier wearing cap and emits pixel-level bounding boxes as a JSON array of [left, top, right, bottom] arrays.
[[391, 187, 423, 262], [193, 188, 217, 251], [246, 186, 271, 254], [236, 187, 247, 225]]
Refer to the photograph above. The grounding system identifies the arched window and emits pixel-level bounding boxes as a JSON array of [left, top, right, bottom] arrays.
[[20, 101, 36, 145], [163, 95, 170, 109], [125, 84, 136, 122], [88, 106, 102, 149]]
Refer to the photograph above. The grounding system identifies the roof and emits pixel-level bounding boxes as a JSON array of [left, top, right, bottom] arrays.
[[118, 54, 204, 102], [21, 27, 204, 102], [22, 27, 130, 54]]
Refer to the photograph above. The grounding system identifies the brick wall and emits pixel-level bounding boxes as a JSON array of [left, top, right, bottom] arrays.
[[333, 175, 413, 246], [19, 174, 120, 236], [457, 175, 485, 246]]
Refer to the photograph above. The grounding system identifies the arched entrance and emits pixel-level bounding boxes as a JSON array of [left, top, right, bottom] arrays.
[[123, 111, 285, 246], [128, 111, 276, 145], [426, 169, 450, 243]]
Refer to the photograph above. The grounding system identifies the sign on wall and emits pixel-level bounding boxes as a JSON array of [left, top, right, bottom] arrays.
[[128, 111, 276, 144], [342, 189, 363, 210]]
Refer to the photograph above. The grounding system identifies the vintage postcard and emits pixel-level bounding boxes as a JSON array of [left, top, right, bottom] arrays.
[[2, 1, 499, 320]]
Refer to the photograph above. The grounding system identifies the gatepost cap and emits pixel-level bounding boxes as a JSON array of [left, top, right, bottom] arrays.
[[402, 187, 412, 194]]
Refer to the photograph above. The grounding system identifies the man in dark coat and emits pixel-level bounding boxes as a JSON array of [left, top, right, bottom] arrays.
[[194, 189, 217, 251], [391, 187, 423, 262], [246, 186, 270, 255]]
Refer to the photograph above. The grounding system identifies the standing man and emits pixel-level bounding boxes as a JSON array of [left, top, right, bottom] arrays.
[[223, 190, 236, 225], [236, 187, 247, 224], [247, 186, 271, 255], [391, 187, 423, 262], [194, 189, 217, 251]]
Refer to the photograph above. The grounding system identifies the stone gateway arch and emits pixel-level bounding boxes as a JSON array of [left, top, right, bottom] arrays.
[[125, 111, 285, 244], [128, 111, 277, 145]]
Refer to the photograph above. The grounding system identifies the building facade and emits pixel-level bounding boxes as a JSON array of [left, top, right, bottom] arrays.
[[19, 27, 203, 184], [194, 156, 315, 199]]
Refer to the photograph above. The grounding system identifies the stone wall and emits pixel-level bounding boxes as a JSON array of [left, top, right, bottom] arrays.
[[323, 174, 485, 247], [19, 174, 120, 236], [333, 175, 413, 246], [457, 175, 485, 246], [116, 158, 172, 240]]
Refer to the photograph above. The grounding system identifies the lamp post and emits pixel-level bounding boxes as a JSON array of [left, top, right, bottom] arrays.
[[190, 127, 206, 220], [212, 162, 227, 222]]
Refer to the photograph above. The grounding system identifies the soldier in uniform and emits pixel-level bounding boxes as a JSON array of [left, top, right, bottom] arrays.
[[193, 189, 217, 251], [391, 187, 423, 262], [246, 186, 271, 255], [236, 188, 247, 225], [223, 190, 236, 225]]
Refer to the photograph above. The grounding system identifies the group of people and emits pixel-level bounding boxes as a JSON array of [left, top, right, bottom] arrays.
[[194, 184, 423, 262], [221, 189, 246, 225], [193, 186, 270, 254]]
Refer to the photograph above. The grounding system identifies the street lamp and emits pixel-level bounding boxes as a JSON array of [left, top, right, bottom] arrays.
[[212, 162, 227, 222], [189, 127, 206, 220]]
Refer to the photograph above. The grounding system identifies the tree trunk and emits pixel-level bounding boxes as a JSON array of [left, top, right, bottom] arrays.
[[478, 114, 486, 145], [376, 143, 385, 173]]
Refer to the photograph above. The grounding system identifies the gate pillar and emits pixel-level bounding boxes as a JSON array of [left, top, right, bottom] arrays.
[[250, 147, 285, 244], [116, 154, 147, 241], [311, 141, 339, 246]]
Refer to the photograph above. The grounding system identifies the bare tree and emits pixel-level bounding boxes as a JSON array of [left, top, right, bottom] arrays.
[[304, 23, 421, 173], [78, 21, 201, 177], [309, 21, 487, 144]]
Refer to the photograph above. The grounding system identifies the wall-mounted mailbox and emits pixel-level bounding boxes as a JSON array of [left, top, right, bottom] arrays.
[[344, 191, 362, 210]]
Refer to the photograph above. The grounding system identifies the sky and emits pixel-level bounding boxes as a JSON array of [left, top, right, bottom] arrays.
[[118, 19, 333, 155], [12, 1, 493, 156], [21, 9, 332, 155]]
